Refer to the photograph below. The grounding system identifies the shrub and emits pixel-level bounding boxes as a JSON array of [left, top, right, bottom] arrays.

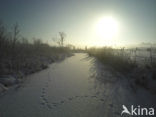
[[88, 47, 137, 74]]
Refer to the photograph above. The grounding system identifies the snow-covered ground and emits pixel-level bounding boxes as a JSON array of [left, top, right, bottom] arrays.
[[0, 53, 155, 117]]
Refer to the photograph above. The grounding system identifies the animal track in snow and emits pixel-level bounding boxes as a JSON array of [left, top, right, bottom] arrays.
[[40, 92, 105, 110], [39, 74, 105, 110]]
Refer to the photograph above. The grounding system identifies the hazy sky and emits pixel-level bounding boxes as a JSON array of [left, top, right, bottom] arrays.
[[0, 0, 156, 47]]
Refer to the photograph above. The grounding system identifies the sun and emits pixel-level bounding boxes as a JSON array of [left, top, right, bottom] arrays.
[[96, 16, 119, 39]]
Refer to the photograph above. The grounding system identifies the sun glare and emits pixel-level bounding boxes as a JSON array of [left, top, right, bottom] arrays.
[[96, 16, 119, 39]]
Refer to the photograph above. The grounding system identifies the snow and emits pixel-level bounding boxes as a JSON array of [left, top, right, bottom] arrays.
[[0, 75, 17, 86], [0, 53, 155, 117]]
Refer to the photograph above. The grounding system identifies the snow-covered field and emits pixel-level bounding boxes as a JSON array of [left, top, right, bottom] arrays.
[[0, 53, 155, 117]]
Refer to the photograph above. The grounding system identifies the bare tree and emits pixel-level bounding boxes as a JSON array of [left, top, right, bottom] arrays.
[[12, 23, 20, 49], [11, 23, 20, 71], [52, 32, 66, 47], [0, 22, 6, 51], [59, 32, 66, 47]]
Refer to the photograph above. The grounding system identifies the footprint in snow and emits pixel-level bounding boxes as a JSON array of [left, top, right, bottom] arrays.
[[47, 104, 53, 109], [109, 104, 113, 107], [53, 104, 57, 107], [43, 97, 48, 102], [100, 99, 104, 101], [40, 102, 45, 105], [68, 97, 73, 100], [60, 101, 65, 104], [91, 95, 97, 98], [40, 94, 45, 98]]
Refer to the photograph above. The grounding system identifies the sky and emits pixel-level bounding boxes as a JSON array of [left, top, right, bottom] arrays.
[[0, 0, 156, 47]]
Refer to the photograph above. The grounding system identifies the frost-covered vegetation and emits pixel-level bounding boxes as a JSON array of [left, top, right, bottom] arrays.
[[88, 47, 137, 74], [0, 23, 71, 89], [88, 47, 156, 94]]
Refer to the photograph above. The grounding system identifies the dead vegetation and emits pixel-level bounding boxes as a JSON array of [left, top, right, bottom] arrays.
[[88, 47, 156, 94], [0, 22, 71, 78]]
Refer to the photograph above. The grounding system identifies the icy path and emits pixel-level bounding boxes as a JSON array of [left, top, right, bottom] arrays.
[[0, 53, 155, 117]]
